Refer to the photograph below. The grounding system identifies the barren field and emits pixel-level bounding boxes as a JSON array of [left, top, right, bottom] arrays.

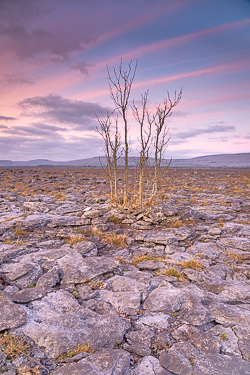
[[0, 167, 250, 375]]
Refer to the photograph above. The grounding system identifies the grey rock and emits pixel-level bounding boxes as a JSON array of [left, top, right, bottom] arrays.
[[219, 236, 250, 251], [186, 242, 222, 260], [136, 260, 165, 271], [0, 291, 26, 330], [51, 348, 131, 375], [131, 356, 170, 375], [0, 351, 7, 368], [36, 267, 61, 288], [0, 261, 35, 282], [12, 290, 130, 358], [98, 290, 141, 315], [159, 342, 199, 375], [135, 231, 178, 246], [124, 327, 154, 356], [73, 240, 98, 257], [233, 325, 250, 361], [193, 353, 250, 375], [56, 253, 119, 285], [10, 286, 51, 303]]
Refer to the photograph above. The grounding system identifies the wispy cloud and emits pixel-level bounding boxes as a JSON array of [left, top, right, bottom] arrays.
[[0, 73, 35, 86], [121, 18, 250, 61], [174, 125, 235, 139]]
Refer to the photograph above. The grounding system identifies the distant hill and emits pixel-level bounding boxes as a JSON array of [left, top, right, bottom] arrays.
[[0, 153, 250, 168]]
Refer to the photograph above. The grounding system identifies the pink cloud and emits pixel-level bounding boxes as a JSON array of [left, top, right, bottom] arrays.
[[121, 18, 250, 61], [133, 59, 250, 89]]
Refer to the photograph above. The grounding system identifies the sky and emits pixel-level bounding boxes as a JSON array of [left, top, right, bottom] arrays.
[[0, 0, 249, 161]]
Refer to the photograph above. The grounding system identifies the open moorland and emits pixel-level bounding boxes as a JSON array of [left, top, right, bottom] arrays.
[[0, 167, 250, 375]]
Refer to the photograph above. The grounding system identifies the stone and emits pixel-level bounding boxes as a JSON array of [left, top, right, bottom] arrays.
[[159, 342, 199, 375], [219, 236, 250, 251], [0, 291, 27, 330], [124, 327, 154, 356], [51, 349, 131, 375], [136, 260, 165, 271], [131, 356, 170, 375], [186, 242, 222, 260], [98, 290, 141, 315], [10, 286, 50, 303], [0, 261, 35, 282], [56, 253, 119, 285], [73, 240, 98, 257], [11, 290, 130, 358], [36, 267, 61, 288]]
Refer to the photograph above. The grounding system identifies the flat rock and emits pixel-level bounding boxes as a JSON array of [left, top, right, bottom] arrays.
[[0, 291, 27, 330], [51, 348, 131, 375], [135, 231, 178, 246], [11, 290, 130, 358], [57, 253, 119, 285], [131, 355, 170, 375], [10, 286, 51, 303]]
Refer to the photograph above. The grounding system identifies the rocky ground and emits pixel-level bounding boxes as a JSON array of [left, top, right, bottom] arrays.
[[0, 167, 250, 375]]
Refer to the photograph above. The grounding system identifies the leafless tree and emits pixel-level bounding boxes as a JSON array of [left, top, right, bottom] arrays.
[[96, 113, 121, 201], [107, 59, 138, 206], [151, 89, 183, 198], [132, 90, 153, 208]]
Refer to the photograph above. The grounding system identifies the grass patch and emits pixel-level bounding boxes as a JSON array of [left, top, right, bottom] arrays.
[[54, 192, 67, 200], [154, 267, 186, 281], [104, 233, 127, 247], [14, 229, 29, 237], [222, 251, 242, 263], [107, 215, 122, 224], [64, 234, 85, 247], [56, 343, 94, 361], [177, 259, 203, 271], [131, 254, 167, 266], [0, 331, 30, 361]]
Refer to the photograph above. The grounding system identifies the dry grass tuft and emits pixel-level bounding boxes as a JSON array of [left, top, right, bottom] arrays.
[[107, 215, 122, 224], [104, 233, 127, 247], [54, 192, 67, 200], [177, 259, 203, 271], [154, 267, 186, 281], [17, 365, 41, 375], [64, 234, 85, 246], [56, 343, 94, 361], [222, 251, 242, 263], [14, 229, 29, 237], [131, 254, 167, 266], [0, 331, 30, 361]]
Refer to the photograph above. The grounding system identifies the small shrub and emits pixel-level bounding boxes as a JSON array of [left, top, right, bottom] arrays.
[[115, 256, 127, 264], [89, 280, 105, 290], [220, 333, 228, 341], [108, 215, 121, 224], [29, 282, 37, 288]]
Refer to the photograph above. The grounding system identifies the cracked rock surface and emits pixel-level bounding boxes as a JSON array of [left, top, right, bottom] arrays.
[[0, 167, 250, 374]]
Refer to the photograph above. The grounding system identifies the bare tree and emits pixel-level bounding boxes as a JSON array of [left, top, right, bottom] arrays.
[[96, 113, 121, 201], [132, 91, 153, 209], [151, 89, 183, 198], [107, 59, 138, 206]]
